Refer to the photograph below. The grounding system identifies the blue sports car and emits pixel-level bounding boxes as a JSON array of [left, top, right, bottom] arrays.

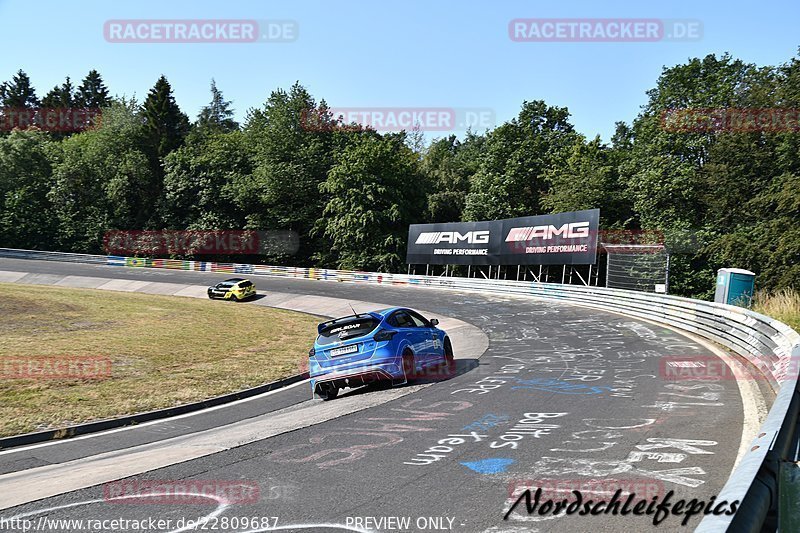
[[309, 307, 454, 400]]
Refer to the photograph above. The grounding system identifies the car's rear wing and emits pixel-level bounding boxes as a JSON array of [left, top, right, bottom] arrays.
[[317, 313, 379, 334]]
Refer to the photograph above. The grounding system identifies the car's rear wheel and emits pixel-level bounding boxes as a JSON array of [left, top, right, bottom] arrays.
[[317, 382, 338, 401], [231, 294, 240, 302], [402, 349, 416, 382]]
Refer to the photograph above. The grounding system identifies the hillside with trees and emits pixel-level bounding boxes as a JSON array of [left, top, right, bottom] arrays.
[[1, 51, 799, 299]]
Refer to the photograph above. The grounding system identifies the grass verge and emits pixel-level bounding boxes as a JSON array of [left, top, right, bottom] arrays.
[[754, 288, 800, 332], [0, 283, 319, 437]]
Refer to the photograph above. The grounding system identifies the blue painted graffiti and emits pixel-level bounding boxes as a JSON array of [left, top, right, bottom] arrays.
[[461, 458, 515, 475]]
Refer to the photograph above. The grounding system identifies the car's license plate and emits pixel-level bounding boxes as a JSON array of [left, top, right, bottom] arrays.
[[330, 344, 358, 357]]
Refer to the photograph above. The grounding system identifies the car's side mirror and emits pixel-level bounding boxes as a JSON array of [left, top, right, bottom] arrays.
[[430, 318, 439, 326]]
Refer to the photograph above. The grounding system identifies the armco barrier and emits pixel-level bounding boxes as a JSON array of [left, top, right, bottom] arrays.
[[0, 248, 798, 532]]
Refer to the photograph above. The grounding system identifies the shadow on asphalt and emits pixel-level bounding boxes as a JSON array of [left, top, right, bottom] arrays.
[[333, 359, 480, 401]]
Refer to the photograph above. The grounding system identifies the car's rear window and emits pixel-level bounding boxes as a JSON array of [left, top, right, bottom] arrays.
[[317, 318, 380, 346]]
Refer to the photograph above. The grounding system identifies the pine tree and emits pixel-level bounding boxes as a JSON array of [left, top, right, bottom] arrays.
[[75, 70, 111, 108], [196, 79, 238, 132], [142, 75, 190, 160], [0, 70, 40, 108], [41, 77, 75, 108]]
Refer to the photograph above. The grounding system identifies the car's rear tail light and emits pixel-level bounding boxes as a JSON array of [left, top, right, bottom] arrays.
[[374, 329, 397, 342]]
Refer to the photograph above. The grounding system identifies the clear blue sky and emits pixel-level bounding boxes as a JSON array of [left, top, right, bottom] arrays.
[[1, 0, 798, 142]]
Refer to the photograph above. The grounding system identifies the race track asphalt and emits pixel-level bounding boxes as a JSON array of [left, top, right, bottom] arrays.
[[0, 258, 749, 532]]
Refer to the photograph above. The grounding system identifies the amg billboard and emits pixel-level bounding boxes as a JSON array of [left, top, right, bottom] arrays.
[[406, 209, 599, 266]]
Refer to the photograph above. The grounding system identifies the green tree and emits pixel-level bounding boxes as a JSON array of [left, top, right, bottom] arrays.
[[242, 83, 340, 264], [0, 130, 58, 248], [75, 70, 111, 108], [542, 135, 632, 227], [317, 133, 426, 271], [49, 100, 154, 251], [422, 132, 484, 223], [163, 130, 253, 229], [41, 77, 78, 140], [196, 79, 238, 133], [0, 70, 39, 108], [41, 77, 75, 108], [142, 75, 190, 163], [463, 100, 579, 221], [619, 54, 769, 297]]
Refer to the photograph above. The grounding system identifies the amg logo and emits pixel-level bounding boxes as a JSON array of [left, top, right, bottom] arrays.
[[416, 230, 490, 245], [505, 221, 591, 242]]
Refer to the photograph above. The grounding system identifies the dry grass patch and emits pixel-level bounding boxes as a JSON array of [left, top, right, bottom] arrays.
[[754, 288, 800, 332], [0, 283, 319, 437]]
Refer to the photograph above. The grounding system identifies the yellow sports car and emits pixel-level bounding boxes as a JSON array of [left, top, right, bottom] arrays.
[[207, 278, 257, 301]]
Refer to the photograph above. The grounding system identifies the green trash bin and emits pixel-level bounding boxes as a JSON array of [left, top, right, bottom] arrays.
[[714, 268, 756, 308]]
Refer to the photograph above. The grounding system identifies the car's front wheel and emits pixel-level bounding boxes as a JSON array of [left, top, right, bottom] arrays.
[[317, 383, 339, 401]]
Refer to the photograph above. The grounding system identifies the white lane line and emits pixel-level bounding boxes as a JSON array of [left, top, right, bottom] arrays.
[[0, 382, 433, 510], [0, 379, 308, 457]]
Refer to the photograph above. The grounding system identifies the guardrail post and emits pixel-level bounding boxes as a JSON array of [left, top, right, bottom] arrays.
[[779, 461, 800, 531]]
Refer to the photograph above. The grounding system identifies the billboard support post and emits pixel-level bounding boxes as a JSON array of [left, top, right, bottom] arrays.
[[573, 267, 588, 286]]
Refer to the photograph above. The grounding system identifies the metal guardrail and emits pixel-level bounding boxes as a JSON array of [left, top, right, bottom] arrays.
[[0, 248, 108, 264], [1, 247, 798, 531]]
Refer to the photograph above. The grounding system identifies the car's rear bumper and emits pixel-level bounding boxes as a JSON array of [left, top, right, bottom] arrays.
[[310, 358, 403, 391], [207, 291, 229, 299]]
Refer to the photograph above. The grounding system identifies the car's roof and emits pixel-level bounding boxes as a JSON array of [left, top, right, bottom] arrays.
[[222, 278, 246, 283], [372, 307, 405, 317], [316, 307, 411, 330]]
